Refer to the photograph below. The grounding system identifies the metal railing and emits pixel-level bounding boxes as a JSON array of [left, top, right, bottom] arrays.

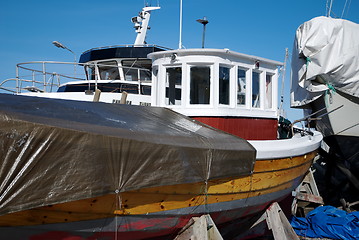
[[0, 61, 152, 94], [0, 61, 86, 94]]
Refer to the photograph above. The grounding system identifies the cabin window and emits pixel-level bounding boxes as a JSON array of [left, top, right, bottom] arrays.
[[237, 69, 246, 105], [85, 65, 96, 80], [58, 83, 123, 93], [165, 67, 182, 105], [219, 66, 230, 105], [98, 61, 120, 80], [141, 85, 151, 95], [140, 69, 152, 82], [120, 83, 139, 94], [266, 74, 273, 109], [252, 71, 260, 108], [122, 60, 139, 81], [122, 59, 152, 82], [190, 66, 210, 104]]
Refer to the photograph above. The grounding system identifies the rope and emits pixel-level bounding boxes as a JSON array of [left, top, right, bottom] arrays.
[[341, 0, 349, 18], [204, 180, 209, 214], [306, 57, 311, 68], [326, 83, 336, 96], [114, 189, 121, 240]]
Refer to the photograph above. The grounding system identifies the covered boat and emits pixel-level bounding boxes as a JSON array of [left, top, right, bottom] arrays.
[[291, 16, 359, 205], [0, 5, 322, 239], [0, 93, 321, 239]]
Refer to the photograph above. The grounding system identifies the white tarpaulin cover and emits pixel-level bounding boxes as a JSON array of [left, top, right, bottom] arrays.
[[291, 16, 359, 107]]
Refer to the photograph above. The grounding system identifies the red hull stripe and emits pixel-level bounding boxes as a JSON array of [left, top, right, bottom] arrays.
[[193, 117, 278, 140]]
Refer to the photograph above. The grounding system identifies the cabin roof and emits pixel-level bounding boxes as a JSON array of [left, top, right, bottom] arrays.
[[79, 45, 170, 63], [148, 48, 283, 67]]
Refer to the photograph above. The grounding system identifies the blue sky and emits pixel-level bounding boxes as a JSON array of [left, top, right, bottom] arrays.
[[1, 0, 358, 121]]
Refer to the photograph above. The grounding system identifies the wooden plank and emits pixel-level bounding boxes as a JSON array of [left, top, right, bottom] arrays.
[[120, 91, 128, 104], [175, 215, 223, 240], [254, 152, 316, 172], [206, 215, 224, 240], [295, 192, 324, 204], [266, 202, 299, 240], [93, 88, 101, 102]]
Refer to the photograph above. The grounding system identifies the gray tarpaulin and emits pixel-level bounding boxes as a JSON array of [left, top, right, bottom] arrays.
[[291, 16, 359, 107], [0, 94, 255, 215]]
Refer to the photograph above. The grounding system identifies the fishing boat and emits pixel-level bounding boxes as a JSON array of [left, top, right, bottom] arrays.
[[291, 16, 359, 205], [0, 5, 322, 240]]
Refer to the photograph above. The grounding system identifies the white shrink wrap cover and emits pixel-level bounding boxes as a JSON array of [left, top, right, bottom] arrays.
[[291, 16, 359, 107]]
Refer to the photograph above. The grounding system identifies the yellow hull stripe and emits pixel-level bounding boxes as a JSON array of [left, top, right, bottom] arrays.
[[0, 151, 316, 226]]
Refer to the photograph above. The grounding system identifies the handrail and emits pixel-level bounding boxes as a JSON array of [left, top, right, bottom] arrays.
[[16, 61, 151, 74], [17, 62, 86, 81], [0, 78, 18, 93], [0, 60, 152, 94]]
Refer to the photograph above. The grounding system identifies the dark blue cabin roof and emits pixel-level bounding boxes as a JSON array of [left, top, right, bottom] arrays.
[[79, 45, 169, 63]]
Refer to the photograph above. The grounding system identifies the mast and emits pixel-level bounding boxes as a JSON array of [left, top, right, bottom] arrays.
[[279, 48, 288, 117], [179, 0, 183, 49], [132, 6, 161, 46]]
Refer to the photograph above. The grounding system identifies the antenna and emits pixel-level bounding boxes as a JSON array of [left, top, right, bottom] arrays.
[[132, 6, 161, 46], [179, 0, 183, 49]]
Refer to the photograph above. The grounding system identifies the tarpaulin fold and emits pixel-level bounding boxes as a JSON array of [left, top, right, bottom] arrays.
[[0, 94, 256, 215]]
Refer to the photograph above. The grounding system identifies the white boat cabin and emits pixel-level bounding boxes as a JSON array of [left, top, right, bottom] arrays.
[[148, 48, 282, 119]]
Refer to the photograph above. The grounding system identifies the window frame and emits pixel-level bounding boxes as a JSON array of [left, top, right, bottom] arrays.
[[188, 64, 213, 106], [165, 66, 183, 106]]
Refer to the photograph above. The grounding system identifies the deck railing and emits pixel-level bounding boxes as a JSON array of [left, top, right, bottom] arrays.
[[0, 61, 152, 94], [0, 61, 86, 94]]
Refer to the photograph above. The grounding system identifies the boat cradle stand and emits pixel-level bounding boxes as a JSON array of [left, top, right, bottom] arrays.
[[174, 202, 300, 240]]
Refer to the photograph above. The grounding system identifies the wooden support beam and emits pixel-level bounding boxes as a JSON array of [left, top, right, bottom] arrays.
[[292, 168, 324, 216], [120, 91, 128, 104], [93, 89, 101, 102], [250, 202, 299, 240], [295, 192, 324, 204], [266, 202, 300, 240], [174, 214, 223, 240]]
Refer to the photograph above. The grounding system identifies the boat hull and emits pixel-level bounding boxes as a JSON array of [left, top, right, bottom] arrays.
[[0, 151, 317, 240], [308, 91, 359, 206], [0, 188, 294, 240], [309, 90, 359, 138], [313, 134, 359, 206]]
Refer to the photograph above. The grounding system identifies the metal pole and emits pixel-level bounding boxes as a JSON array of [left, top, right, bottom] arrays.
[[42, 61, 46, 92], [179, 0, 183, 49], [202, 24, 206, 48], [72, 54, 77, 77], [16, 65, 19, 94], [196, 17, 208, 48], [52, 41, 77, 77]]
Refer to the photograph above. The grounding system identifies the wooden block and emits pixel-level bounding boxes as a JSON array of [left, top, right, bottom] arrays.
[[93, 89, 101, 102], [175, 215, 223, 240], [266, 202, 299, 240], [295, 192, 324, 204]]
